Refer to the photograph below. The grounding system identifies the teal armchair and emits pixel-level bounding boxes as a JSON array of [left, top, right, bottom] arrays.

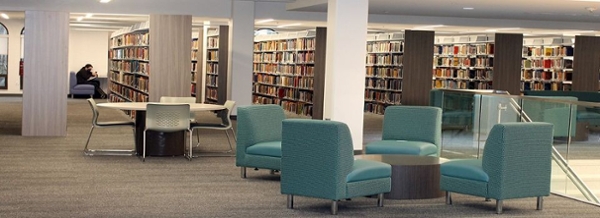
[[281, 119, 391, 215], [365, 106, 442, 156], [440, 122, 554, 214], [236, 105, 285, 178]]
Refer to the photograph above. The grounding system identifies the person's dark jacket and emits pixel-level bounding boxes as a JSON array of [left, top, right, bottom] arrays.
[[76, 69, 94, 84]]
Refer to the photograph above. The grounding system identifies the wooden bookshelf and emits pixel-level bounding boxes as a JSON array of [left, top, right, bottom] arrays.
[[108, 22, 150, 106], [252, 30, 324, 117], [432, 35, 494, 90], [364, 33, 404, 115], [521, 37, 573, 92], [191, 37, 199, 97], [204, 26, 229, 104]]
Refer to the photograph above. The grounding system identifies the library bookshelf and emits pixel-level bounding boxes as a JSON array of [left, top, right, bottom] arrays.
[[108, 22, 150, 108], [521, 37, 574, 92], [252, 29, 326, 117], [204, 26, 229, 104], [364, 33, 404, 115], [191, 37, 199, 97], [432, 35, 495, 90]]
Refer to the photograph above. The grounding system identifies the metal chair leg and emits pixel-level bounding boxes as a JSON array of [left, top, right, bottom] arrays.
[[377, 193, 384, 207], [287, 195, 294, 209], [224, 130, 233, 152], [195, 129, 200, 147], [142, 130, 147, 162], [83, 126, 95, 154], [537, 196, 543, 210], [331, 200, 338, 215], [187, 129, 193, 161], [241, 167, 247, 178], [446, 191, 452, 205], [231, 128, 237, 141], [496, 200, 503, 214]]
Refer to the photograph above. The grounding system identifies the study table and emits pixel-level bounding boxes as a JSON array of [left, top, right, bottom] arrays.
[[97, 102, 225, 156]]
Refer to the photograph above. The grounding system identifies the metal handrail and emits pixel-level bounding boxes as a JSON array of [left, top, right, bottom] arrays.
[[440, 89, 600, 204]]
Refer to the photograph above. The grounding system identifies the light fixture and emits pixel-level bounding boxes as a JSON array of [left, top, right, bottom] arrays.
[[99, 0, 112, 3], [412, 24, 445, 30], [256, 19, 274, 24], [0, 13, 9, 19], [85, 13, 93, 18], [463, 7, 474, 10], [76, 16, 84, 22], [484, 27, 521, 32], [277, 23, 302, 28]]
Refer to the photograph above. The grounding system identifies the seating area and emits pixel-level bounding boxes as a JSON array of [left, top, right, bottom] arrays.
[[69, 71, 95, 98]]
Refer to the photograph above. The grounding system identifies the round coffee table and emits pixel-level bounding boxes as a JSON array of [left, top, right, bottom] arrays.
[[355, 154, 445, 200]]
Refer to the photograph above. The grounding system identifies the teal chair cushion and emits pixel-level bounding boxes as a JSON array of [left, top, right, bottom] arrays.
[[346, 159, 392, 183], [441, 159, 489, 182], [246, 141, 282, 157], [365, 140, 438, 156]]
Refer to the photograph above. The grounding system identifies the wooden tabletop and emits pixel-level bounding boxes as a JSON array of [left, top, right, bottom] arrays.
[[97, 102, 226, 111], [355, 154, 443, 166]]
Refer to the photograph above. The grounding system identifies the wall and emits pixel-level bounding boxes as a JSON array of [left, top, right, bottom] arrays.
[[0, 18, 24, 94], [68, 30, 110, 77]]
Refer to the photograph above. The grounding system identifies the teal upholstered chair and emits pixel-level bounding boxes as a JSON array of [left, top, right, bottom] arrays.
[[440, 122, 554, 214], [365, 106, 442, 156], [236, 104, 285, 178], [281, 119, 391, 215], [522, 96, 577, 137]]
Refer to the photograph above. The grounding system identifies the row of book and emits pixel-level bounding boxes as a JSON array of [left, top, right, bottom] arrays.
[[192, 39, 199, 50], [522, 59, 572, 69], [120, 74, 149, 92], [366, 66, 402, 78], [110, 47, 149, 61], [109, 83, 149, 102], [522, 46, 574, 57], [366, 78, 402, 91], [254, 39, 297, 51], [281, 100, 313, 116], [522, 81, 570, 91], [110, 60, 149, 75], [207, 51, 219, 61], [253, 64, 314, 76], [205, 87, 218, 102], [365, 103, 388, 115], [366, 41, 403, 53], [433, 80, 492, 89], [254, 76, 314, 90], [279, 88, 313, 103], [207, 63, 219, 74], [253, 52, 297, 63], [254, 95, 279, 105], [192, 50, 198, 61], [110, 32, 149, 48], [207, 36, 219, 49], [206, 75, 218, 87], [433, 69, 493, 80], [366, 54, 403, 66], [434, 44, 495, 55], [522, 70, 570, 81], [434, 57, 494, 68], [364, 90, 402, 105]]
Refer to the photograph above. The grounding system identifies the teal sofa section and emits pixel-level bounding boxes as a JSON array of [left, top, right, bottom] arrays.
[[524, 91, 600, 127], [281, 119, 391, 215]]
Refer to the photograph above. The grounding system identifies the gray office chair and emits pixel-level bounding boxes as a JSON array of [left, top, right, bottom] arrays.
[[143, 103, 193, 162], [190, 100, 236, 157], [159, 96, 197, 122], [84, 98, 136, 156]]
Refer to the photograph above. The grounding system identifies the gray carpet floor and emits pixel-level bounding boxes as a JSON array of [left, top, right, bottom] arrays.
[[1, 97, 600, 217]]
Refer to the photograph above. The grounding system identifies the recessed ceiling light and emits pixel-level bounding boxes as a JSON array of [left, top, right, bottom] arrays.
[[0, 13, 9, 19], [256, 19, 274, 24], [76, 16, 84, 22], [277, 23, 302, 28], [485, 27, 521, 32], [463, 7, 474, 10], [412, 24, 445, 30], [85, 13, 93, 18], [99, 0, 112, 3]]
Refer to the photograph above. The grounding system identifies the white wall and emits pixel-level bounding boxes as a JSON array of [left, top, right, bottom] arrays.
[[68, 30, 110, 77], [0, 18, 24, 94]]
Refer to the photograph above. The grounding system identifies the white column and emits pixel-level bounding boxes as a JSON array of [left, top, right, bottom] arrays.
[[229, 0, 255, 115], [324, 0, 369, 150]]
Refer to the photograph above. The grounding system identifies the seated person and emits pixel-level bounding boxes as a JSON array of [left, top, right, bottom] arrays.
[[76, 64, 106, 99]]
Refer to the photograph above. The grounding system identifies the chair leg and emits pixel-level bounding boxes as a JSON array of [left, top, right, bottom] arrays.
[[231, 128, 237, 141], [142, 130, 147, 162], [537, 196, 543, 210], [496, 200, 503, 214], [377, 193, 384, 207], [331, 200, 338, 215], [270, 170, 276, 175], [287, 195, 294, 209], [195, 129, 200, 147], [241, 167, 246, 178], [224, 129, 233, 152], [83, 126, 95, 155], [485, 198, 491, 202], [187, 130, 193, 161], [445, 191, 452, 205]]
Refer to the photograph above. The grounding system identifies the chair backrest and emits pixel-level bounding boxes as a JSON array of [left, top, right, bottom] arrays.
[[69, 71, 77, 89], [281, 119, 354, 200], [86, 98, 99, 126], [145, 103, 191, 132], [159, 96, 197, 120], [218, 100, 236, 127], [382, 106, 442, 152], [236, 105, 285, 163], [482, 122, 554, 199]]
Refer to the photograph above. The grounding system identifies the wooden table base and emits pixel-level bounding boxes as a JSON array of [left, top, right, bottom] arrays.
[[385, 164, 444, 199]]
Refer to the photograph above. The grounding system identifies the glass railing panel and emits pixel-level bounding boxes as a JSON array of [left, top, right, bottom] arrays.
[[437, 90, 480, 159]]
